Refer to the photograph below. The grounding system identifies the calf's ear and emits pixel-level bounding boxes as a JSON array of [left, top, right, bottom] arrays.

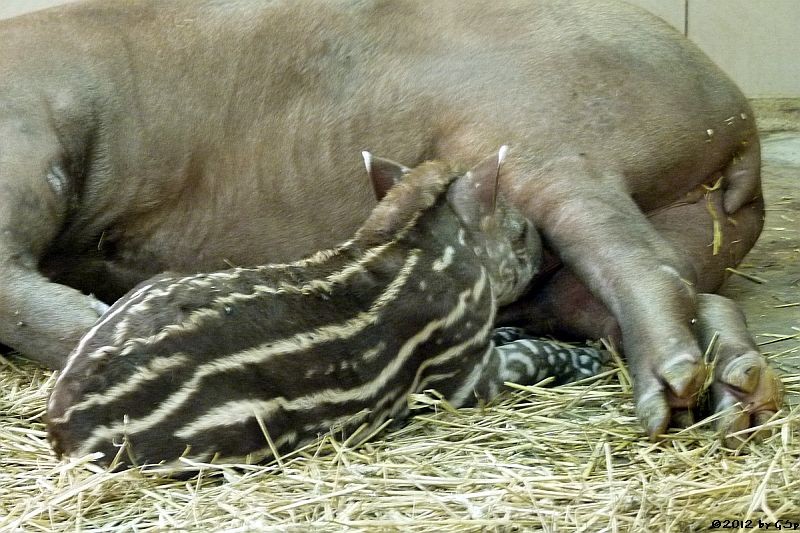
[[362, 151, 410, 200], [448, 145, 508, 225]]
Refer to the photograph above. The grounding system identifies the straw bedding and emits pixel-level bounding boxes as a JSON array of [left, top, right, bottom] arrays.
[[2, 346, 798, 531]]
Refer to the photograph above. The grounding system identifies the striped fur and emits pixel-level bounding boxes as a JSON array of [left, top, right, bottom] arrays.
[[47, 157, 606, 469]]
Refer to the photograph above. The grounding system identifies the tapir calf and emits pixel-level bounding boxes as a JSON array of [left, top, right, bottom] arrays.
[[0, 0, 782, 440]]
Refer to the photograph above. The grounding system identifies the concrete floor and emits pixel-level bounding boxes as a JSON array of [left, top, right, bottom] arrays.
[[721, 99, 800, 384]]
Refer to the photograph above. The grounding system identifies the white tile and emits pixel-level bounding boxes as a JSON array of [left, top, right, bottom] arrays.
[[0, 0, 80, 20], [3, 0, 795, 97], [688, 0, 800, 97], [626, 0, 686, 33]]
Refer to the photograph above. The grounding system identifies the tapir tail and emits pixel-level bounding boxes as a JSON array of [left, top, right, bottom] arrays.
[[722, 134, 762, 214]]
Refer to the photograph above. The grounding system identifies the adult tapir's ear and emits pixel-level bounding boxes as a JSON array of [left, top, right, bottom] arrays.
[[362, 151, 410, 200], [447, 145, 508, 225]]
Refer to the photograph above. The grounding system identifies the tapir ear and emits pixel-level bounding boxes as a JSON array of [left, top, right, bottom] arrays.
[[447, 145, 508, 225], [362, 151, 410, 200]]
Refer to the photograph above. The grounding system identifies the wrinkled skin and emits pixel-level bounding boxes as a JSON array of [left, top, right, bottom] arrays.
[[0, 0, 782, 440]]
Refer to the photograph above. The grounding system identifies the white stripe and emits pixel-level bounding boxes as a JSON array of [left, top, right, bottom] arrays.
[[448, 343, 495, 408], [75, 250, 421, 457], [174, 269, 487, 441], [501, 351, 537, 377], [360, 341, 387, 363], [471, 270, 487, 303], [515, 339, 544, 355], [415, 370, 460, 393], [432, 246, 455, 271], [55, 283, 156, 389], [50, 353, 191, 424], [175, 399, 281, 438]]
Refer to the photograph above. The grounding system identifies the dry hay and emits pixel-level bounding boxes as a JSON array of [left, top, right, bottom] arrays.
[[2, 349, 799, 533]]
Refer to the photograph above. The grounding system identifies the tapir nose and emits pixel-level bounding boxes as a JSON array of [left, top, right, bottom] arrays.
[[46, 419, 72, 459], [47, 389, 123, 465], [46, 375, 84, 458]]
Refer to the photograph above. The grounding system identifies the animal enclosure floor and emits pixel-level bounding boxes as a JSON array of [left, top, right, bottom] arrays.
[[723, 98, 800, 377]]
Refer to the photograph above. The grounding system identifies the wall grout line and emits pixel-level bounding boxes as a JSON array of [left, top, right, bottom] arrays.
[[684, 0, 689, 36]]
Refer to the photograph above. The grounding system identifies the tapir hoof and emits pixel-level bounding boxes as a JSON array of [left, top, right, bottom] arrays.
[[634, 294, 785, 443], [634, 352, 708, 438], [713, 353, 784, 446]]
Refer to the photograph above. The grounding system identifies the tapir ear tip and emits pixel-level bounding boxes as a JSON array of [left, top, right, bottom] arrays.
[[361, 150, 372, 171], [498, 145, 509, 164]]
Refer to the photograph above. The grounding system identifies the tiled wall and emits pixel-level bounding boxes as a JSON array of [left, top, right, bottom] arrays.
[[687, 1, 800, 98], [1, 0, 797, 97], [627, 0, 800, 97], [625, 0, 687, 33], [0, 0, 79, 20]]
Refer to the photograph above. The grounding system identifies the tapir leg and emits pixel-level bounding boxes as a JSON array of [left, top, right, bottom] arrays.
[[499, 176, 779, 438], [655, 195, 780, 441], [695, 293, 783, 442], [0, 269, 106, 369], [501, 153, 779, 438]]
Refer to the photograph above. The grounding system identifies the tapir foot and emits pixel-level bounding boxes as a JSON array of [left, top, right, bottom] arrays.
[[696, 294, 783, 445], [643, 294, 783, 444], [500, 288, 783, 442]]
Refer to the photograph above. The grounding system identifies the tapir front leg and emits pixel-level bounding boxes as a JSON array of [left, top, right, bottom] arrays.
[[0, 269, 106, 369], [439, 331, 608, 409], [504, 154, 713, 437]]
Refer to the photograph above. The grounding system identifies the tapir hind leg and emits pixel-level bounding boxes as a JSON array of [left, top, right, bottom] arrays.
[[652, 192, 780, 441], [498, 180, 781, 439], [695, 293, 782, 444]]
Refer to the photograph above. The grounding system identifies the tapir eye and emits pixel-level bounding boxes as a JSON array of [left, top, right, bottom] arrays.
[[513, 222, 528, 249]]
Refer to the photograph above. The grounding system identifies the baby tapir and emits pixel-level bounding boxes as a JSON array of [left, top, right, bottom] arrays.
[[47, 149, 607, 469]]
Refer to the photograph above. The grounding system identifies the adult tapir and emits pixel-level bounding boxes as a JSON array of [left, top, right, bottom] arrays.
[[0, 0, 782, 441]]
